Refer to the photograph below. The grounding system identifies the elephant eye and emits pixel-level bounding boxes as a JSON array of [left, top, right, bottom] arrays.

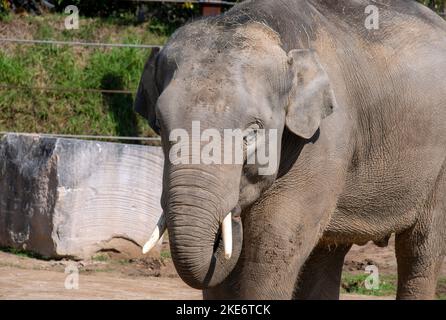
[[243, 123, 261, 163], [244, 130, 257, 146], [244, 123, 261, 141]]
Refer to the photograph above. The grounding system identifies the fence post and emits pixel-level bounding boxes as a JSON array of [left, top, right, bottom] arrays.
[[201, 1, 222, 16]]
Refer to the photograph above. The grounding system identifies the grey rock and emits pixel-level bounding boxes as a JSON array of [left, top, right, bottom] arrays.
[[0, 134, 164, 259]]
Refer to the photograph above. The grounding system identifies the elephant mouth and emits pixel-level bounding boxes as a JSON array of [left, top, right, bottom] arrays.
[[143, 204, 242, 259], [141, 162, 245, 289]]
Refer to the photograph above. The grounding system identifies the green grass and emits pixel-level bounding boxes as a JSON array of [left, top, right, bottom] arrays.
[[341, 273, 446, 300], [79, 267, 114, 274], [160, 250, 171, 260], [341, 273, 397, 297], [92, 253, 110, 262], [0, 14, 167, 140], [436, 277, 446, 300], [0, 12, 12, 23], [0, 247, 49, 260], [117, 259, 131, 265]]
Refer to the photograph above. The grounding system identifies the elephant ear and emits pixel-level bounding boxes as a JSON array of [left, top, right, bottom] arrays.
[[134, 47, 160, 133], [285, 49, 337, 139]]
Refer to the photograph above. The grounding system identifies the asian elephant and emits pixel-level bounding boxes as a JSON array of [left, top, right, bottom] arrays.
[[135, 0, 446, 299]]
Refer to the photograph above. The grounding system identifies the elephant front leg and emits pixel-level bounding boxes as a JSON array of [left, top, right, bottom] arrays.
[[396, 227, 444, 300], [396, 167, 446, 300], [242, 201, 332, 298], [395, 213, 445, 300], [293, 242, 352, 300], [209, 192, 335, 300]]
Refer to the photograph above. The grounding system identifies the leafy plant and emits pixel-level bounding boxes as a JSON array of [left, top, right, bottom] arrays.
[[53, 0, 135, 18], [420, 0, 445, 13], [1, 0, 54, 15]]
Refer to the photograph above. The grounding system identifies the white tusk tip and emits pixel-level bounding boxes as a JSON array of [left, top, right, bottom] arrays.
[[222, 212, 233, 260], [142, 243, 152, 255], [142, 213, 167, 255], [142, 235, 158, 255]]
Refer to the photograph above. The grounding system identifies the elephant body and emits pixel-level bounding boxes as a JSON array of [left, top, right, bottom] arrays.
[[136, 0, 446, 299]]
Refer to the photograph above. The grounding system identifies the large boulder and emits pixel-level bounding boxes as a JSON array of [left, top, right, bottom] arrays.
[[0, 134, 164, 259]]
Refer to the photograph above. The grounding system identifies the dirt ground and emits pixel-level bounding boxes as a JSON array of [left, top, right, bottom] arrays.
[[0, 248, 201, 300], [345, 237, 446, 275], [1, 238, 444, 300]]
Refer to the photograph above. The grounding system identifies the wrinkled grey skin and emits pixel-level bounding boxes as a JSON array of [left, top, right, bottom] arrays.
[[135, 0, 446, 299]]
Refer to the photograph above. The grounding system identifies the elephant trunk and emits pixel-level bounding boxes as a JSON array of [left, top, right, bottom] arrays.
[[166, 165, 243, 289]]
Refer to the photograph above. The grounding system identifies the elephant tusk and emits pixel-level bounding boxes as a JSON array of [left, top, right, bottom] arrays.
[[142, 213, 167, 254], [222, 212, 232, 260]]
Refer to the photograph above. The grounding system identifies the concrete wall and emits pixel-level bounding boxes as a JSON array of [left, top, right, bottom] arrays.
[[0, 134, 164, 259]]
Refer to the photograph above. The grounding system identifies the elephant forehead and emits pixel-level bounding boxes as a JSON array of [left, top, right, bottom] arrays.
[[235, 22, 282, 51], [163, 20, 286, 65], [233, 23, 288, 64]]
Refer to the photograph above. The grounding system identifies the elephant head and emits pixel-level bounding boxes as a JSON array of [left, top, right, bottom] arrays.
[[135, 21, 336, 290]]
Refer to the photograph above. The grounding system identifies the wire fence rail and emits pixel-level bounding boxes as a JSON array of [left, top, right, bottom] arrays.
[[0, 131, 162, 142], [0, 38, 163, 49], [0, 84, 136, 95]]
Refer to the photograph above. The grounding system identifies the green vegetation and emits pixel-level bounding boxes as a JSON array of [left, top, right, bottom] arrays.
[[0, 14, 167, 139], [0, 1, 206, 36], [117, 259, 131, 265], [436, 277, 446, 300], [341, 273, 397, 297], [341, 273, 446, 300], [160, 250, 172, 260], [92, 253, 110, 262], [0, 246, 49, 260], [419, 0, 445, 13]]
